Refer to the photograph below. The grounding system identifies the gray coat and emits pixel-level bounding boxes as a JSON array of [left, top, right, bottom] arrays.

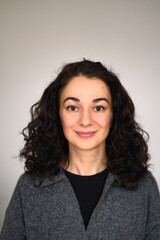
[[0, 169, 160, 240]]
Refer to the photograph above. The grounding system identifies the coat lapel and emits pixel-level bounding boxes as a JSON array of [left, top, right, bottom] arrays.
[[86, 173, 116, 236], [38, 169, 115, 239], [39, 168, 90, 240]]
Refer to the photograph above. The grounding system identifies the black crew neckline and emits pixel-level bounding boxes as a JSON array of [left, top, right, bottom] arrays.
[[63, 167, 108, 178]]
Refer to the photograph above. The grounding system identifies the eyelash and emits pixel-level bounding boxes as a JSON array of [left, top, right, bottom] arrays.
[[94, 106, 105, 112], [66, 105, 105, 112], [67, 106, 78, 112]]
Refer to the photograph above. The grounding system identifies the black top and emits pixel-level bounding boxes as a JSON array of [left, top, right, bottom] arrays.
[[63, 168, 108, 229]]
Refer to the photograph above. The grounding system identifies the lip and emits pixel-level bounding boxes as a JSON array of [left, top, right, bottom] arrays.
[[75, 131, 96, 138]]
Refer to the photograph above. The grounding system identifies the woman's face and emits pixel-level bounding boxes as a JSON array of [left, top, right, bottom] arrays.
[[59, 76, 113, 152]]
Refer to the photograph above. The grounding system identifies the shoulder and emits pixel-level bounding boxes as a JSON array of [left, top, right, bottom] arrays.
[[138, 171, 160, 196], [15, 172, 38, 193], [16, 169, 66, 192], [12, 173, 44, 204], [18, 172, 35, 184], [140, 171, 158, 186]]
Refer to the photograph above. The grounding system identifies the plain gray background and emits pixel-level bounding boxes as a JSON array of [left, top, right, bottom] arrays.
[[1, 0, 160, 230]]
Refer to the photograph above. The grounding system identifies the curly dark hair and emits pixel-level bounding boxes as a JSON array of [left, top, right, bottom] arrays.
[[20, 60, 150, 189]]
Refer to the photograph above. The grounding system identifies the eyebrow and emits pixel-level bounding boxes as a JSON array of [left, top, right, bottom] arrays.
[[63, 97, 109, 104], [92, 98, 109, 103]]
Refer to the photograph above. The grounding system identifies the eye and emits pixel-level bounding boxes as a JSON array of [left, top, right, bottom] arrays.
[[67, 105, 78, 112], [94, 106, 105, 112]]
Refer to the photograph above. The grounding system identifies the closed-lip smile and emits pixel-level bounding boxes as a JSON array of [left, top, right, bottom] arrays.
[[75, 131, 96, 138]]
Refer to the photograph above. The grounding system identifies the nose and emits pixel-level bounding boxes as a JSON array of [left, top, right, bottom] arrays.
[[78, 109, 93, 126]]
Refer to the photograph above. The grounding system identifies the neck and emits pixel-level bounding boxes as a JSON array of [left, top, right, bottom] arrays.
[[62, 147, 107, 176]]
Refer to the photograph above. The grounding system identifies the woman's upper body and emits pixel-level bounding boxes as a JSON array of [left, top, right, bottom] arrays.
[[0, 169, 160, 240], [1, 60, 160, 239]]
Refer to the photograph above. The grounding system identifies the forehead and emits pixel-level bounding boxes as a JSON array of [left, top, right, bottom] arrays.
[[60, 76, 111, 101]]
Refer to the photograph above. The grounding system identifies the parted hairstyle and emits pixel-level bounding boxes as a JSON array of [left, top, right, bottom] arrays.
[[20, 59, 150, 189]]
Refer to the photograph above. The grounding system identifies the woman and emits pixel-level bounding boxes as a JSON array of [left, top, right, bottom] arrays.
[[1, 60, 160, 239]]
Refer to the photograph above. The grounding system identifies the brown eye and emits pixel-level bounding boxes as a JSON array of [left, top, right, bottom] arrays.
[[67, 106, 78, 112], [94, 106, 104, 112]]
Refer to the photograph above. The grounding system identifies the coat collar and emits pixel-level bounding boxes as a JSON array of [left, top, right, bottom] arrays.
[[37, 168, 67, 187], [38, 168, 117, 188]]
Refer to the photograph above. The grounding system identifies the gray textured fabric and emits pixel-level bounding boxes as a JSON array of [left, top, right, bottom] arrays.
[[0, 169, 160, 240]]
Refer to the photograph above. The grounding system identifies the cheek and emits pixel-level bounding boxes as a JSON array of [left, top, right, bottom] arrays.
[[60, 112, 77, 128], [95, 113, 113, 128]]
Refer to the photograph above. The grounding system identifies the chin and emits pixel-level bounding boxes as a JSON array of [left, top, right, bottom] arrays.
[[70, 141, 105, 151]]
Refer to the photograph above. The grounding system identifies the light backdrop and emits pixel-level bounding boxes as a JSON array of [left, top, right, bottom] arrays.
[[0, 0, 160, 229]]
